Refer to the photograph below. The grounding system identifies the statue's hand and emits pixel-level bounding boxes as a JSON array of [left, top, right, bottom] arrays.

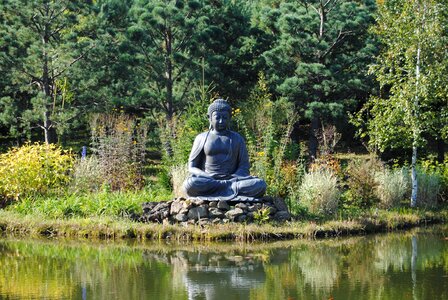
[[230, 174, 252, 181], [212, 173, 230, 180]]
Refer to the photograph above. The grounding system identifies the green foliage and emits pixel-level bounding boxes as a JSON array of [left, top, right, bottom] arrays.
[[159, 89, 210, 168], [0, 0, 96, 142], [0, 143, 74, 201], [258, 0, 377, 142], [10, 190, 142, 219], [420, 157, 448, 201], [234, 73, 300, 198], [354, 0, 448, 151], [298, 169, 340, 216], [417, 158, 447, 207]]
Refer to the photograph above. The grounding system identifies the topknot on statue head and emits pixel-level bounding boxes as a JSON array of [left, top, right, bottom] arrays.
[[207, 99, 232, 118]]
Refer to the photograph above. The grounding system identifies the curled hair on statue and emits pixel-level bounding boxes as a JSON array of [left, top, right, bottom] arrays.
[[207, 99, 231, 118]]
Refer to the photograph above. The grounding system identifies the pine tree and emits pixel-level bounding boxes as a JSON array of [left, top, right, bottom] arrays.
[[0, 0, 96, 143], [258, 0, 377, 158]]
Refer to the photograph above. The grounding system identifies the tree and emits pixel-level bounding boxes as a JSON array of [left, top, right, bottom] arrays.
[[127, 0, 210, 122], [200, 0, 269, 101], [0, 0, 96, 144], [258, 0, 377, 159], [354, 0, 448, 207]]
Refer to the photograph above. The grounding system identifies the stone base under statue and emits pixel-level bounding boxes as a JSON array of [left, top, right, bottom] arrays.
[[186, 195, 263, 202], [138, 196, 291, 225]]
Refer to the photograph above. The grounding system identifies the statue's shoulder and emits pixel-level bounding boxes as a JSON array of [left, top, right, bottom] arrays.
[[194, 131, 209, 141], [229, 131, 246, 143]]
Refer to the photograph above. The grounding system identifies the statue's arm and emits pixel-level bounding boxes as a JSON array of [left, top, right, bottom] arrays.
[[187, 133, 213, 178], [188, 161, 213, 178], [232, 134, 251, 178]]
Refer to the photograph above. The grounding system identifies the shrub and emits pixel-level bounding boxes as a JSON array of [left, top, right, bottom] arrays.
[[90, 113, 146, 191], [298, 169, 340, 216], [0, 143, 74, 200], [375, 167, 410, 209], [419, 158, 448, 203], [345, 156, 383, 208]]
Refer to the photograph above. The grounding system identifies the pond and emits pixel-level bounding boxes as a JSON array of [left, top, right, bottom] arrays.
[[0, 226, 447, 300]]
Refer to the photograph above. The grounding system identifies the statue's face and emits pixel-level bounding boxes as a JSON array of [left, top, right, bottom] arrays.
[[210, 110, 230, 132]]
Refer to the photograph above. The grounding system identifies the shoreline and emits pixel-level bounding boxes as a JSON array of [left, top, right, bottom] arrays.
[[0, 209, 447, 242]]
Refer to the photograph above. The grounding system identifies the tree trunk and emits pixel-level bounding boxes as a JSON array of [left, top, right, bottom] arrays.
[[41, 5, 57, 144], [163, 27, 174, 157], [411, 145, 418, 207], [411, 36, 422, 207], [309, 116, 319, 160]]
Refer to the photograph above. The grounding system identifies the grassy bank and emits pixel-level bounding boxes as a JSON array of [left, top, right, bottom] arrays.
[[1, 208, 447, 242]]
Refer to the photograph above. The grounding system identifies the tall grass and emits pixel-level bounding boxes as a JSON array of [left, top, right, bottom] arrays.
[[170, 164, 189, 198], [375, 168, 410, 209], [416, 169, 442, 208], [298, 169, 340, 216], [70, 156, 103, 193]]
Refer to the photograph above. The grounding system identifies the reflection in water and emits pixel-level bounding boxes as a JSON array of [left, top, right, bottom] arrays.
[[0, 226, 447, 300]]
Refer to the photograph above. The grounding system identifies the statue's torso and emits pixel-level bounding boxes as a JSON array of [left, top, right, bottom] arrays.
[[203, 132, 235, 177]]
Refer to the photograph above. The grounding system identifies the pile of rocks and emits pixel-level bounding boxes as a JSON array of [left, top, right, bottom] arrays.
[[139, 196, 291, 225]]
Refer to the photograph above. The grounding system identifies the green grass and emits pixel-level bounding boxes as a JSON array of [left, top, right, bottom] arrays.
[[7, 186, 173, 220]]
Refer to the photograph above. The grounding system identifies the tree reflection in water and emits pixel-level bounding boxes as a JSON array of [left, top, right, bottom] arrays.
[[0, 226, 447, 300]]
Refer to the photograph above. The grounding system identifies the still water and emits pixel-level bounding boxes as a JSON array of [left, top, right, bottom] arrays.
[[0, 226, 447, 300]]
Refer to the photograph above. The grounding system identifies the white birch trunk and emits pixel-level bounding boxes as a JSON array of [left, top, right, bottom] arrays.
[[411, 43, 421, 208]]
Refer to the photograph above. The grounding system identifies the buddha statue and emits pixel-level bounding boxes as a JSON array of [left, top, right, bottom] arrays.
[[183, 99, 267, 201]]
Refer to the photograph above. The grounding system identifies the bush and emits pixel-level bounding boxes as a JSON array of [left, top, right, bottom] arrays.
[[345, 156, 383, 208], [0, 143, 74, 200], [419, 158, 448, 203], [298, 169, 340, 216], [375, 167, 410, 209], [90, 113, 146, 191]]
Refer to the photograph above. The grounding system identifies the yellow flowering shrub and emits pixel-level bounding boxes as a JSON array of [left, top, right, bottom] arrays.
[[0, 143, 74, 200]]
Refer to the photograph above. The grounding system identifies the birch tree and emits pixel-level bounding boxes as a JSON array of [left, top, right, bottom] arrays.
[[355, 0, 448, 207]]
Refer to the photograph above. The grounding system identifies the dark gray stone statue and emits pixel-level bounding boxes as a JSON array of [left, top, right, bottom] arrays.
[[183, 99, 267, 201]]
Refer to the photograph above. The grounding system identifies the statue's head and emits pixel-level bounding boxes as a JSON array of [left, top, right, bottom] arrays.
[[207, 99, 231, 132]]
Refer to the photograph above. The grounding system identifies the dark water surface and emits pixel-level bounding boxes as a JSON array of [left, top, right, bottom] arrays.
[[0, 226, 447, 300]]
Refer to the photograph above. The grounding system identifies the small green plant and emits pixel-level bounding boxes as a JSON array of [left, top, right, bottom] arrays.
[[298, 168, 340, 216], [253, 207, 271, 224], [0, 143, 74, 201]]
